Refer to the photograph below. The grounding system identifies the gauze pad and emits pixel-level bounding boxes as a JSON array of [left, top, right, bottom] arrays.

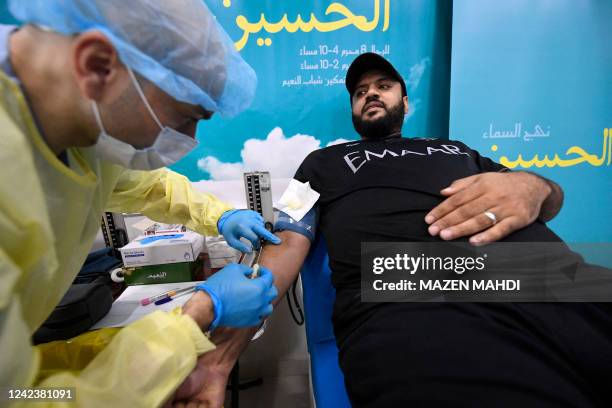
[[277, 179, 320, 222]]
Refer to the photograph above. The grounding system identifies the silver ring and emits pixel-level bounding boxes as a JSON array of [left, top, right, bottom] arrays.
[[484, 211, 497, 225]]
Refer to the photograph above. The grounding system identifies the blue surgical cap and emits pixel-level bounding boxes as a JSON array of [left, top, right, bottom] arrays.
[[9, 0, 256, 118]]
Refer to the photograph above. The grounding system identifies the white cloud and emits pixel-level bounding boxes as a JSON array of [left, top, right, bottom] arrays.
[[405, 99, 421, 120], [197, 128, 352, 181], [402, 57, 431, 120], [196, 157, 244, 181], [406, 57, 431, 92]]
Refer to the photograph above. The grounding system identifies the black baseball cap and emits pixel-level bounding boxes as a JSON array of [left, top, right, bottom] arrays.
[[345, 52, 407, 98]]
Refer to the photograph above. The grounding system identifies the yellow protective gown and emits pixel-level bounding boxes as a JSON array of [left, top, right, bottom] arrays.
[[0, 70, 233, 407]]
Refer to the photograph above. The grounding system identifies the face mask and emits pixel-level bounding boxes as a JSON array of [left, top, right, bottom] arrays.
[[92, 68, 198, 170]]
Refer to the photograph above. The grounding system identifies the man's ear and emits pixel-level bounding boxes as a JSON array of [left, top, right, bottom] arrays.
[[70, 31, 124, 101], [403, 95, 409, 114]]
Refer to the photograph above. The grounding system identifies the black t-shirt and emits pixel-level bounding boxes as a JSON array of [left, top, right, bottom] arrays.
[[294, 136, 562, 345]]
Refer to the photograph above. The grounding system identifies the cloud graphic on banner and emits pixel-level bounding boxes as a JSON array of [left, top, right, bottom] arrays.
[[405, 99, 421, 119], [403, 57, 431, 119], [197, 127, 350, 180], [406, 57, 431, 92]]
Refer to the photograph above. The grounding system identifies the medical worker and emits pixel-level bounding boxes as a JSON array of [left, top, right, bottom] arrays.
[[0, 1, 280, 406]]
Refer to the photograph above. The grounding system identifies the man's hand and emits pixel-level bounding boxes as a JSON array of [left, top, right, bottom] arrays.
[[195, 264, 277, 330], [425, 172, 558, 245], [218, 209, 281, 253], [166, 352, 230, 408], [182, 291, 215, 330], [165, 328, 253, 408]]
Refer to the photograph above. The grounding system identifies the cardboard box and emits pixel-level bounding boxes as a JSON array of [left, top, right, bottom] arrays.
[[120, 231, 205, 267], [206, 237, 241, 268], [124, 258, 203, 285]]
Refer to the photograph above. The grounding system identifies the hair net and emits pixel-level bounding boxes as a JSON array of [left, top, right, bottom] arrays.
[[9, 0, 256, 118]]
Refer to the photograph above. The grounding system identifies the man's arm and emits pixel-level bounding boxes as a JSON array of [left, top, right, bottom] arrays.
[[181, 291, 215, 329], [536, 173, 564, 221], [170, 230, 311, 407], [425, 171, 564, 245]]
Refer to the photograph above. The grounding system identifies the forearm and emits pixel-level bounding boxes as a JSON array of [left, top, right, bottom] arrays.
[[201, 231, 311, 370], [260, 231, 311, 305], [182, 291, 215, 330], [523, 171, 564, 221], [539, 177, 563, 222]]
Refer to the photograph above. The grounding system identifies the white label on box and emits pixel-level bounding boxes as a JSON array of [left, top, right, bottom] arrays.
[[120, 231, 204, 267]]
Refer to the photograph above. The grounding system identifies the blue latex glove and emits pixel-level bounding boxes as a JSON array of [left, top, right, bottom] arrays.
[[195, 263, 278, 330], [218, 209, 281, 253]]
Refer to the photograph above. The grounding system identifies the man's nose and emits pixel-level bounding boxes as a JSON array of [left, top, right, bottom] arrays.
[[365, 88, 380, 101]]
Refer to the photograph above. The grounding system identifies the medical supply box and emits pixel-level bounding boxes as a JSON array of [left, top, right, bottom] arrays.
[[120, 231, 205, 267], [205, 236, 242, 269], [123, 257, 203, 285]]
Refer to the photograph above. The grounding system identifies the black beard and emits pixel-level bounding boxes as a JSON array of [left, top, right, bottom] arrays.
[[352, 100, 405, 140]]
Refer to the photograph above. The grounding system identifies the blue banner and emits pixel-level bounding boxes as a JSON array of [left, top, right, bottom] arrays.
[[3, 1, 607, 248], [173, 0, 452, 182], [450, 0, 612, 243]]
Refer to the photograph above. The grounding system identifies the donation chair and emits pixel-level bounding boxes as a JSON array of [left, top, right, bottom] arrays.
[[300, 235, 352, 408]]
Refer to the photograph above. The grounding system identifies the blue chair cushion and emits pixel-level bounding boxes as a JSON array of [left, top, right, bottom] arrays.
[[300, 234, 351, 408]]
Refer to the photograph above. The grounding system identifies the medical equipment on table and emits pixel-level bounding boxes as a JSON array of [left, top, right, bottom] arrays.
[[91, 282, 199, 329], [143, 223, 186, 236], [112, 257, 203, 285], [239, 245, 262, 279], [243, 172, 274, 231], [240, 171, 273, 278], [140, 285, 197, 306], [120, 230, 205, 267], [153, 286, 195, 305]]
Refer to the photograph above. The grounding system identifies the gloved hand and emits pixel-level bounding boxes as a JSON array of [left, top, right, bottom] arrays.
[[218, 209, 281, 253], [195, 263, 278, 330]]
